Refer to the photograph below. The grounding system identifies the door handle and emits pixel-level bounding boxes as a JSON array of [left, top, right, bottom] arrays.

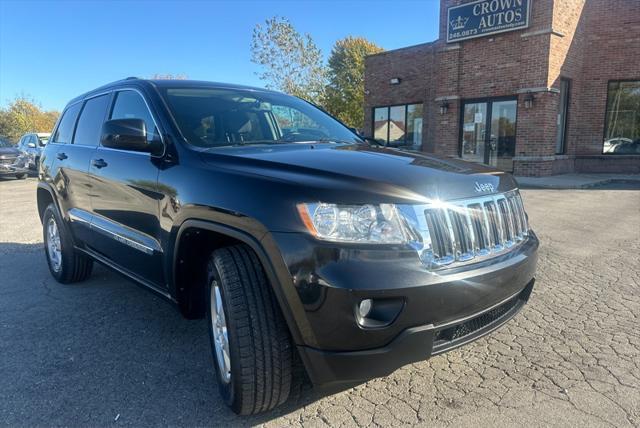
[[56, 152, 68, 160], [92, 159, 108, 169]]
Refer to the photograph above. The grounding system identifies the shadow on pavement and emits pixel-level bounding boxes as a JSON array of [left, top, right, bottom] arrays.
[[0, 242, 333, 426]]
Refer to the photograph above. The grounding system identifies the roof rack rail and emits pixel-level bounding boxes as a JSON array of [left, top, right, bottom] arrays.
[[125, 76, 139, 80]]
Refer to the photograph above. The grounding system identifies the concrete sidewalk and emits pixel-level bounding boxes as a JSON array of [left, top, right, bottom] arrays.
[[515, 173, 640, 189]]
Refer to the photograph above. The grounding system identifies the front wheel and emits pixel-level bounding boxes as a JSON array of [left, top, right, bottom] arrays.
[[15, 173, 28, 179], [206, 245, 298, 415]]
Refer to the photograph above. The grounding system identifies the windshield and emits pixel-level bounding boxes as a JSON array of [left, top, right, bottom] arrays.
[[160, 87, 362, 148]]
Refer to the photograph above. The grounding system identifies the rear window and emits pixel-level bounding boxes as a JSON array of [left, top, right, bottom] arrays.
[[74, 95, 110, 147], [51, 103, 81, 144]]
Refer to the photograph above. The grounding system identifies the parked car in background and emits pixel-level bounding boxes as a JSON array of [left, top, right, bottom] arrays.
[[17, 132, 50, 170], [38, 78, 538, 415], [0, 138, 29, 179]]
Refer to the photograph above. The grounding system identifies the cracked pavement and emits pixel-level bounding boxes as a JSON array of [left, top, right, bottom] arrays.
[[0, 178, 638, 427]]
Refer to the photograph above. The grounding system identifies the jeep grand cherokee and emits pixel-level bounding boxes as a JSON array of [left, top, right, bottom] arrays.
[[38, 78, 538, 415]]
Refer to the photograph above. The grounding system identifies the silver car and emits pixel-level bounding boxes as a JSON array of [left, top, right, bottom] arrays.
[[17, 132, 50, 170]]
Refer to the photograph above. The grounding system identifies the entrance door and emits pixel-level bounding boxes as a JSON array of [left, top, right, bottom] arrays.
[[460, 99, 517, 171]]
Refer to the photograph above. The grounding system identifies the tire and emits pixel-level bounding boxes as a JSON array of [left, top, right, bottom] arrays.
[[15, 173, 28, 179], [43, 203, 93, 284], [206, 245, 297, 415]]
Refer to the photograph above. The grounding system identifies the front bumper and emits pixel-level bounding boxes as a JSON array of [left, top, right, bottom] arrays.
[[266, 231, 539, 387], [0, 163, 29, 176], [299, 279, 533, 386]]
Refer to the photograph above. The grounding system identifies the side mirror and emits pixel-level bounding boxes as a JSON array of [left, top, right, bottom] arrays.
[[101, 119, 164, 156], [27, 142, 37, 148], [101, 119, 149, 152]]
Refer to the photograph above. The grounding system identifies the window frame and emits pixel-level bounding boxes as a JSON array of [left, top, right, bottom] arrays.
[[106, 88, 164, 151], [72, 92, 113, 147], [371, 102, 424, 148], [50, 101, 83, 145], [602, 78, 640, 156]]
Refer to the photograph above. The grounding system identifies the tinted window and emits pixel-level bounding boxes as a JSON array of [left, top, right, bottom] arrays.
[[74, 95, 110, 146], [52, 103, 81, 144], [110, 91, 158, 142]]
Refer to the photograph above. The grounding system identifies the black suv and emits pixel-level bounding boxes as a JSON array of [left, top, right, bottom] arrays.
[[38, 79, 538, 415]]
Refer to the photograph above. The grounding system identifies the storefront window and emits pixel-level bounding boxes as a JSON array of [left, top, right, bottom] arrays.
[[373, 107, 389, 143], [389, 106, 406, 144], [372, 104, 423, 149], [603, 80, 640, 155], [556, 78, 570, 154], [406, 104, 424, 148]]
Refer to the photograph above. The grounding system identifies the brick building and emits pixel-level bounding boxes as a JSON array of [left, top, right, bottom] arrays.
[[364, 0, 640, 176]]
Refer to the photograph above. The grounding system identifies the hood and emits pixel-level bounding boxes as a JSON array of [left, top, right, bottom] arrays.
[[201, 143, 517, 202], [0, 147, 20, 157]]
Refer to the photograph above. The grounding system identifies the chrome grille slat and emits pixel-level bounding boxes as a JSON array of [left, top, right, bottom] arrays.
[[410, 190, 530, 269]]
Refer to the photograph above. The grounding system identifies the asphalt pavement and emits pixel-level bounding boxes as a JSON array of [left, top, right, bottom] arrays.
[[0, 177, 638, 427]]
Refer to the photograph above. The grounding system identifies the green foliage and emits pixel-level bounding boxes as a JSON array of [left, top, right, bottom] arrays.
[[324, 37, 383, 129], [0, 96, 60, 143], [251, 17, 327, 105]]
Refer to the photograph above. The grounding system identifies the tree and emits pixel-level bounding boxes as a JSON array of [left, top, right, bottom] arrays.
[[0, 96, 60, 143], [251, 17, 326, 104], [324, 37, 383, 129]]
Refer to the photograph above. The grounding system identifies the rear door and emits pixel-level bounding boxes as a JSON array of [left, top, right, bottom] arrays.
[[47, 96, 111, 243], [88, 89, 166, 288], [64, 94, 111, 241]]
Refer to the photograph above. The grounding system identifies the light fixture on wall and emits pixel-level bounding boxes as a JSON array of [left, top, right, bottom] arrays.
[[389, 77, 401, 85], [524, 91, 535, 108], [439, 99, 450, 115]]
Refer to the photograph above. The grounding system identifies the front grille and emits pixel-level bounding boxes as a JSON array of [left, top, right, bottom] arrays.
[[419, 190, 529, 267], [433, 295, 521, 350], [0, 157, 17, 166]]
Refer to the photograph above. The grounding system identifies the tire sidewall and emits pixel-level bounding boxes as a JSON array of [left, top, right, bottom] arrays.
[[206, 259, 241, 411], [43, 204, 71, 282]]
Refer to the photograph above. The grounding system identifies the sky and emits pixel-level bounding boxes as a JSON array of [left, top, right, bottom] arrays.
[[0, 0, 440, 111]]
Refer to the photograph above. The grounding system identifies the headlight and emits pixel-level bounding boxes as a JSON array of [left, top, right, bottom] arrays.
[[297, 203, 411, 244]]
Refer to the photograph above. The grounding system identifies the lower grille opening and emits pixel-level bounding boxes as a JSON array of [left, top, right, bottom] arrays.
[[432, 295, 521, 352]]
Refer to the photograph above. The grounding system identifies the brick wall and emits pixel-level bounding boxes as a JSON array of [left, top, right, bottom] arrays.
[[363, 0, 640, 176]]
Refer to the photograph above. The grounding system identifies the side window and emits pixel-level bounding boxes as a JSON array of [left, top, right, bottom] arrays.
[[109, 91, 158, 142], [271, 105, 323, 137], [74, 95, 110, 147], [52, 103, 82, 144]]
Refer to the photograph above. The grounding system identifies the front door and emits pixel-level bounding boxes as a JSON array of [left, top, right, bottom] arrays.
[[88, 89, 166, 288], [460, 99, 517, 171]]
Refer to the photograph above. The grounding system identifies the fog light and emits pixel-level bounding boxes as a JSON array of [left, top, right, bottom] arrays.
[[358, 299, 373, 318], [355, 297, 405, 329]]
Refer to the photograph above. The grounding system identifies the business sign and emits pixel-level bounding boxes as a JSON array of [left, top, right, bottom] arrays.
[[447, 0, 531, 43]]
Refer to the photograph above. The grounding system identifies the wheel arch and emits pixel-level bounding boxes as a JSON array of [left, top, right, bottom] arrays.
[[36, 183, 57, 223], [171, 219, 304, 345]]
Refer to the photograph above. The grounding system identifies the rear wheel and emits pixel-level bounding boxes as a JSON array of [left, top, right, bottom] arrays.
[[206, 245, 298, 415], [15, 173, 27, 179], [43, 203, 93, 283]]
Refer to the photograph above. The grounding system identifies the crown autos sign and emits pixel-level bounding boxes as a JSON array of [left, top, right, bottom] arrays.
[[447, 0, 531, 43]]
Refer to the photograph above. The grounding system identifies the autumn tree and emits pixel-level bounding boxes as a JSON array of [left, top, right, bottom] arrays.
[[0, 96, 60, 143], [324, 37, 383, 129], [251, 17, 326, 104]]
